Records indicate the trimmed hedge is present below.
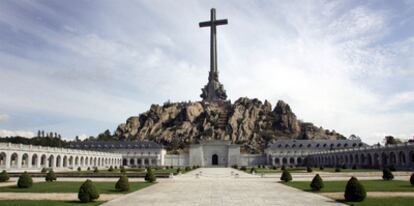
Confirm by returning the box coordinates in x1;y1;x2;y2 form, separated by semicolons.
145;168;156;183
306;167;313;173
78;179;100;203
45;170;57;182
0;170;9;182
115;176;130;192
410;173;414;186
310;174;324;191
344;176;366;202
17;172;33;188
280;170;292;182
382;168;394;180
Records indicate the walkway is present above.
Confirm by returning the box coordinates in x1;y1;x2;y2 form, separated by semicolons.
102;167;346;206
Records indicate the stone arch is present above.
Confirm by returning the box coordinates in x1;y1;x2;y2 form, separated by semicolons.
349;154;353;165
21;153;29;168
297;157;303;165
289;157;295;164
11;153;18;168
390;152;396;165
56;155;61;167
130;159;135;165
63;156;68;167
0;152;6;167
40;154;47;167
80;156;84;166
48;155;55;167
360;154;366;166
69;156;73;166
123;158;127;166
373;153;379;168
398;151;406;166
409;151;414;164
31;154;38;167
75;156;79;166
354;154;359;165
282;157;287;164
85;157;89;166
381;152;388;167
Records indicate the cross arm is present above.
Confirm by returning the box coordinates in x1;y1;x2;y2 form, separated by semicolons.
199;19;228;27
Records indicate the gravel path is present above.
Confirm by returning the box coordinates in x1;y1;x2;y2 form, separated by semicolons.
0;193;121;201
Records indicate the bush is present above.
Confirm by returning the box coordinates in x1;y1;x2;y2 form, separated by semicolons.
115;176;130;192
185;166;191;172
78;179;100;203
280;170;292;182
344;176;366;202
120;166;126;173
410;173;414;186
250;167;257;174
382;168;394;180
108;166;114;172
17;172;33;188
87;167;91;171
192;165;197;170
281;165;286;171
342;165;347;169
310;174;324;191
114;166;118;170
176;167;181;174
0;170;9;182
272;166;277;170
41;168;48;173
145;168;156;183
335;168;341;172
45;170;57;182
240;166;247;171
319;166;324;171
307;166;313;173
77;167;81;172
231;164;239;169
352;165;357;170
388;165;396;171
93;167;99;173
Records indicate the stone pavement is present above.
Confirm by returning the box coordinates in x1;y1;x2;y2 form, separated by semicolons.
102;167;346;206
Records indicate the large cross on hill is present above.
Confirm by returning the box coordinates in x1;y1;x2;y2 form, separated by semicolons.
199;8;228;74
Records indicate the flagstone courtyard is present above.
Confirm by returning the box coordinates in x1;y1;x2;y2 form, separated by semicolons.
102;168;346;206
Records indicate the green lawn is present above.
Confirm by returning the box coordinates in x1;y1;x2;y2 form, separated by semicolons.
0;200;102;206
341;197;414;206
0;181;154;194
318;168;380;173
286;180;414;192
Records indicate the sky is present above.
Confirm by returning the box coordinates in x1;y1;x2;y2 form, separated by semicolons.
0;0;413;144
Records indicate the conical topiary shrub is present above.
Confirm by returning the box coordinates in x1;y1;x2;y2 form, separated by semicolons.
145;168;156;183
108;166;114;172
0;170;9;182
115;175;130;192
93;167;99;173
120;166;126;173
281;165;286;171
310;174;324;191
280;170;292;182
250;167;257;174
78;179;100;203
410;173;414;186
344;176;366;202
307;166;313;173
17;172;33;188
382;168;394;180
45;170;57;182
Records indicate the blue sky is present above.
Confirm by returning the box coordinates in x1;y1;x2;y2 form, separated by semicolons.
0;0;413;144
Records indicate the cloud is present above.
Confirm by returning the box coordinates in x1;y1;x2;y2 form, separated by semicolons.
0;1;413;144
0;114;9;123
0;129;34;138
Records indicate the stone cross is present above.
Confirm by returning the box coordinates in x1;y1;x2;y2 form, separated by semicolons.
199;8;228;74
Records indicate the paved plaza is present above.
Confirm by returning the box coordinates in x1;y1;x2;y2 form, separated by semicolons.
103;168;346;206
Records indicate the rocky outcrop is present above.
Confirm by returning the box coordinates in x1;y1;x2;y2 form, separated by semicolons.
114;98;345;153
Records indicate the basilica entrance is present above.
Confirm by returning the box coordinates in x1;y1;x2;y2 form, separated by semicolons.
212;154;218;165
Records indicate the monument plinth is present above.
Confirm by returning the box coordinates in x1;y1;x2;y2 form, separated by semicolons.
199;8;228;102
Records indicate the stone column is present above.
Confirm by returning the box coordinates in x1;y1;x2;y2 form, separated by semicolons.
5;153;10;169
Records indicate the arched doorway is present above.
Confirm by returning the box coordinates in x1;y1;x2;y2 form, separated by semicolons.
212;154;218;165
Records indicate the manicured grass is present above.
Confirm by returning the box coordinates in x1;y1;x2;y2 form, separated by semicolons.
341;197;414;206
243;167;307;173
0;181;154;193
0;200;102;206
286;180;414;192
318;168;380;173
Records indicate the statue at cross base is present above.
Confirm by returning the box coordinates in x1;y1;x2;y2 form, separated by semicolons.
199;8;228;102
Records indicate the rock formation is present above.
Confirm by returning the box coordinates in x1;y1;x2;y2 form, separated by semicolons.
115;98;345;153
